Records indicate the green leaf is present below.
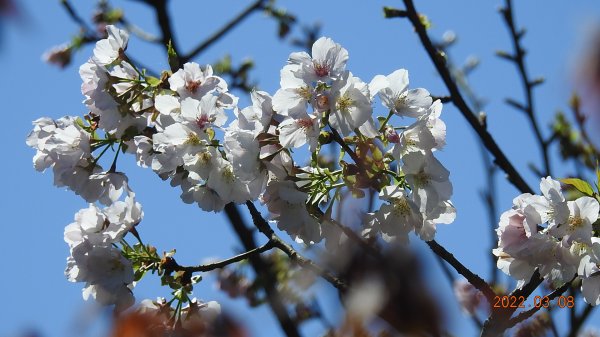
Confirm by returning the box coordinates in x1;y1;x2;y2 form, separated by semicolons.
167;40;179;72
596;161;600;193
560;178;594;196
146;75;161;87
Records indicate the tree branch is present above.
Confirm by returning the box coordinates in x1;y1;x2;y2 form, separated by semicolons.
426;240;496;304
223;203;302;337
507;279;573;328
398;0;534;195
179;241;275;273
146;0;181;70
60;0;93;34
499;0;551;176
245;201;348;291
567;303;596;337
181;0;267;64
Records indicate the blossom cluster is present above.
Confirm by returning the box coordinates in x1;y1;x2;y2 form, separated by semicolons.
28;25;456;310
494;177;600;305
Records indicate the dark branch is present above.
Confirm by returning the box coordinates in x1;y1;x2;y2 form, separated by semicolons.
426;240;496;304
399;0;534;195
181;0;266;64
223;203;302;337
507;279;573;328
499;0;551;176
245;201;348;291
147;0;181;70
60;0;93;34
567;303;596;337
180;241;275;273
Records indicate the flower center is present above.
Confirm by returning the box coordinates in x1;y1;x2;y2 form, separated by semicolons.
185;133;201;145
394;92;408;110
185;80;202;93
414;171;430;188
296;118;314;129
336;94;354;112
296;86;312;101
392;198;411;217
313;62;330;77
198;150;212;164
196;114;211;130
568;216;584;228
222;166;235;183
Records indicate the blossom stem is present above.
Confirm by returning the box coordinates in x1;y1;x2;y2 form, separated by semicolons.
378;110;394;133
108;142;122;173
91;142;112;166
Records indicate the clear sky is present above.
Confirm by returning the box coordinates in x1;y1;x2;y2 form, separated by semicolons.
2;1;600;336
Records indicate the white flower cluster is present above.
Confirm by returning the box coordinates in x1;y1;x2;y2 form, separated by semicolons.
27;26;145;309
29;25;457;308
494;177;600;305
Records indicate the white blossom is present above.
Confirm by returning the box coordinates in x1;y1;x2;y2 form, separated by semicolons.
369;69;432;118
93;25;128;66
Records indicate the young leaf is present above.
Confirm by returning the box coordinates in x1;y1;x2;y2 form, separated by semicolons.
560;178;594;196
167;40;179;72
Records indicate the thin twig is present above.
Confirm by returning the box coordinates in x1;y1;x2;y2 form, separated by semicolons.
499;0;551;176
60;0;94;34
180;241;275;273
434;255;483;329
426;240;496;304
223;203;302;337
399;0;534;195
181;0;267;63
245;201;347;291
507;279;573;328
146;0;181;70
567;304;596;337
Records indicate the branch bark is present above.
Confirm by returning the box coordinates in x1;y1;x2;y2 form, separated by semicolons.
224;203;302;337
399;0;534;195
499;0;551;176
181;0;266;64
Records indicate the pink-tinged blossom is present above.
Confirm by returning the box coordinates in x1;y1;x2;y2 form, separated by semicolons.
179;96;227;133
206;157;251;204
402;151;452;214
278;115;320;152
42;43;72;68
578;238;600;305
152;122;208;175
64;194;142;247
180;180;226;213
453;279;483;316
288;37;349;83
224;129;268;199
169;63;227;99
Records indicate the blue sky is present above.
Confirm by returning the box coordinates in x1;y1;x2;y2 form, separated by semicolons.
2;0;600;336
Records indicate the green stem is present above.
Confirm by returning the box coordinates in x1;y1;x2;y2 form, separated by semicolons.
378;110;395;132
